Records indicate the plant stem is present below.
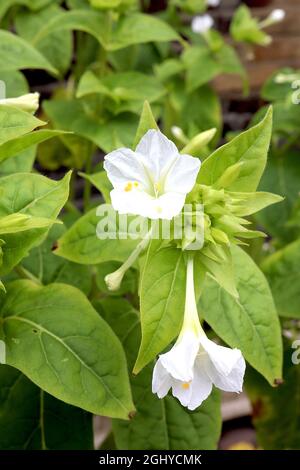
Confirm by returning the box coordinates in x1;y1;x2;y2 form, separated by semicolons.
14;265;42;285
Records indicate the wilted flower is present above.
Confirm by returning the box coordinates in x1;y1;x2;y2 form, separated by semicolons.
104;130;201;220
152;255;246;410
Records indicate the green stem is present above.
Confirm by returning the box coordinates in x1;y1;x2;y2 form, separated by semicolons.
14;265;42;286
83;149;93;212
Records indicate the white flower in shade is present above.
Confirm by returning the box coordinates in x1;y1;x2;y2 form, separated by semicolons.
191;14;214;35
0;92;40;113
207;0;220;7
269;9;285;22
104;130;201;220
152;256;246;410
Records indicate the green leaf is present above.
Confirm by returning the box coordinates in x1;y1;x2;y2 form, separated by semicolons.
134;241;186;374
230;5;271;46
255;148;300;242
0;30;57;74
198;107;273;191
0;105;45;145
54;206;139;265
76;71;165;114
21;224;92;296
79;171;112;203
0;130;68;164
0;1;53;20
0;280;134;419
0;70;28;97
199;245;283;385
15;4;73;76
97;297;222;450
245;341;300;450
107;13;179;51
0;172;70;274
133;101;158;149
34;11;178;51
261;68;300;103
0;365;93;450
43;98;137;152
262;238;300;318
0;147;35;175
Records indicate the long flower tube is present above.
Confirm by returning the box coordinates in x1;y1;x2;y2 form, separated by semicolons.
152;254;246;410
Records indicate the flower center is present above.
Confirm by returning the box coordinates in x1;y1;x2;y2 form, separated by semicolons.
182;382;190;390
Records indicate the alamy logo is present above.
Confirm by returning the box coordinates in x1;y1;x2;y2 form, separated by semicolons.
95;203;205;250
292;339;300;365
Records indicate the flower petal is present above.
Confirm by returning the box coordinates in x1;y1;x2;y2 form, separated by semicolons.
159;330;199;382
187;359;213;410
200;336;246;393
136;130;178;182
152;359;172;399
164;154;201;194
104;148;152;192
171;379;193;407
110;189;185;220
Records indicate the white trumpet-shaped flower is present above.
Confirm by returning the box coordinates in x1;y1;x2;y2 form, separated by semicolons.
152;255;246;410
104;130;201;220
191;14;214;35
0;92;40;113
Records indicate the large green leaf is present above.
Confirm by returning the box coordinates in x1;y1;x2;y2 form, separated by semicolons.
15;4;72;76
0;0;53;20
0;365;93;450
21;224;92;296
0;30;57;74
0;280;134;419
0;172;70;274
183;44;244;93
108;13;179;51
199;245;283;385
262;238;300;318
245;341;300;450
34;11;178;51
255;148;300;242
54;206;139;265
198;107;273;191
43;98;137;152
76;71;165;114
0;147;35;175
0;130;68;164
0;105;44;145
134;241;186;374
97;297;222;450
0;70;28;97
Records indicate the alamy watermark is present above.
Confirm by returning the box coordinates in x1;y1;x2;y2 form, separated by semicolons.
96;203;205;250
292;339;300;365
0;340;6;365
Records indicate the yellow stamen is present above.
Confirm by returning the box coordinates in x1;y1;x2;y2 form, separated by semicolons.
134;182;139;187
182;382;190;390
156;206;162;214
124;182;133;192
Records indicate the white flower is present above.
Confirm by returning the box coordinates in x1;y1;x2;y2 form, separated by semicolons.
104;130;201;220
152;256;246;410
0;92;40;113
207;0;220;7
269;9;285;22
191;14;214;35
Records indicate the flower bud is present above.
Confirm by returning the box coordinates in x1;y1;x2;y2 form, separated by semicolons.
0;92;40;113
